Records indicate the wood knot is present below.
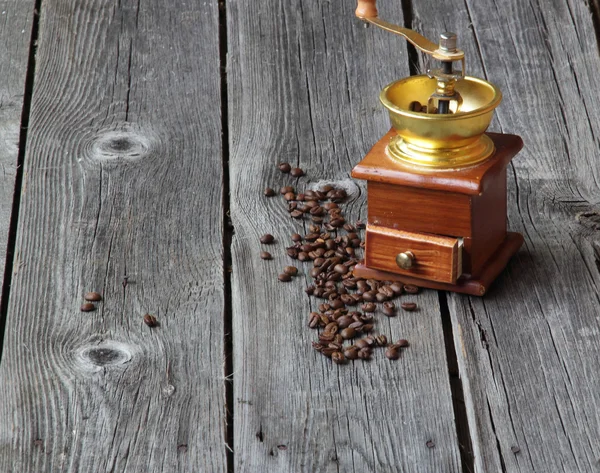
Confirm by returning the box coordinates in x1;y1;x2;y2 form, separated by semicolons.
87;128;153;162
77;341;132;369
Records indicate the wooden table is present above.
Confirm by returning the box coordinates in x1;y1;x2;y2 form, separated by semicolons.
0;0;599;471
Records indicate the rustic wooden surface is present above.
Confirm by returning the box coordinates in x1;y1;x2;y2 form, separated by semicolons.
0;0;599;471
0;0;34;329
228;1;462;472
0;0;226;472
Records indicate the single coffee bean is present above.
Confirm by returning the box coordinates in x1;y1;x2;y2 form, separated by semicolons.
331;351;346;365
355;220;366;229
80;302;96;312
364;336;376;346
287;247;299;259
375;292;388;303
337;315;353;329
340;327;356;340
291;233;302;242
362;291;375;302
344;346;359;360
143;313;158;327
390;282;403;296
360;313;374;323
280;185;294;194
278;273;292;282
284;192;296;201
84;291;102;302
330;299;344;310
260;251;272;260
355;339;369;349
330;217;345;228
383;302;396;317
290;210;304;219
333;264;347;275
324;322;339;334
375;335;388;347
404;284;419;294
401;302;417;312
357;347;372;360
397;339;410;348
319;303;331;312
385;347;400;360
361;302;376;312
264;187;275;197
284;266;298;276
290;167;305;177
296;193;306;201
260;234;274;244
278;162;292;173
308;312;320;328
305;285;315;295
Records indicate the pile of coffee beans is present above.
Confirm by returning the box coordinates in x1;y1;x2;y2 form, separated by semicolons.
261;162;421;364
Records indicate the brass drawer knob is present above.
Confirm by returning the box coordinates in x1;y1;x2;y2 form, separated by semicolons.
396;251;415;270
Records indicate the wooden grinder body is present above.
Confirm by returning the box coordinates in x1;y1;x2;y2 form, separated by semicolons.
352;130;524;296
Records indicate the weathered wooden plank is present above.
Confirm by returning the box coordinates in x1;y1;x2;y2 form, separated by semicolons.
412;0;600;471
0;1;34;318
228;1;462;471
0;1;226;472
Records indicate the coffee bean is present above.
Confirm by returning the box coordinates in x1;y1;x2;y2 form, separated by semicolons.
362;291;375;302
364;336;376;346
296;193;306;201
260;234;274;244
404;284;419;294
401;302;417;311
80;302;96;312
390;283;403;295
360;313;374;323
284;192;296;201
260;251;272;260
278;162;291;173
375;292;388;303
355;339;369;349
379;285;394;298
425;440;435;449
280;185;294;194
264;187;275;197
383;302;396;317
284;266;298;276
290;167;304;177
361;302;376;312
344;346;359;360
330;217;345;228
375;335;388;347
330;299;344;310
84;292;102;302
143;313;158;327
309;313;320;328
361;324;374;333
355;220;366;229
357;348;372;360
340;294;355;305
278;273;292;282
324;322;339;335
287;247;299;259
331;351;346;364
290;210;303;219
385;347;400;360
340;327;356;340
337;315;353;329
333;264;347;275
511;446;520;454
397;339;410;348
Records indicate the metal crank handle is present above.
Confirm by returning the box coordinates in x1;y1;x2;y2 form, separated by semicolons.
355;0;465;64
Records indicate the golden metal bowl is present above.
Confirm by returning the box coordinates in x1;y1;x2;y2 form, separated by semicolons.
380;75;502;168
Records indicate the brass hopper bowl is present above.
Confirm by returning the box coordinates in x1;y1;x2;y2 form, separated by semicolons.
381;76;502;168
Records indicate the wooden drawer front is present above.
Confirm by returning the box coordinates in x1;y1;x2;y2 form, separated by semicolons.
365;225;461;283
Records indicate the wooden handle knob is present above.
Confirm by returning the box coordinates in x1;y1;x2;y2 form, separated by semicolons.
356;0;378;18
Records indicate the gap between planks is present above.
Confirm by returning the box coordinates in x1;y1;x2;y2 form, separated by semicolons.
219;1;235;473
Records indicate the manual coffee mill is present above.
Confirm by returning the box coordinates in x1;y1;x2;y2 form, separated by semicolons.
351;0;523;295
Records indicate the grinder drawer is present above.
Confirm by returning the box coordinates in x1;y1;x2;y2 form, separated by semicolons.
365;225;462;284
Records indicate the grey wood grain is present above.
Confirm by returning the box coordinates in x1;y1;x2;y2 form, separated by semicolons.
411;0;600;471
0;1;34;313
228;1;462;471
0;1;226;471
